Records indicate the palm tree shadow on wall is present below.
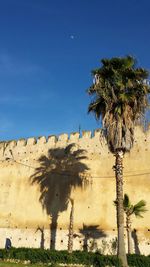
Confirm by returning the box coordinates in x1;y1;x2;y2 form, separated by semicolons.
79;224;107;251
131;229;141;254
35;226;45;249
30;144;89;250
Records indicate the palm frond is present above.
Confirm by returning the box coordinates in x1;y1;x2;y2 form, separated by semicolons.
133;200;147;218
123;194;130;209
87;55;150;153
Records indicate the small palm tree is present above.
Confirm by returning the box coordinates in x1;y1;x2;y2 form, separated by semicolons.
87;56;150;267
123;194;147;254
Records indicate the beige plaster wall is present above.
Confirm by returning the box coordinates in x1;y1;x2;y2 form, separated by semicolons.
0;127;149;254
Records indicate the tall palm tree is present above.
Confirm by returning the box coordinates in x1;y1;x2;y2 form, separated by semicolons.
123;194;147;254
87;56;150;267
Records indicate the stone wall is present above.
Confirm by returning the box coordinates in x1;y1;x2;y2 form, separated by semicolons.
0;127;149;254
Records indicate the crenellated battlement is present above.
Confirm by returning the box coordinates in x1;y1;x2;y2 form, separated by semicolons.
1;126;149;146
0;126;149;162
0;129;101;150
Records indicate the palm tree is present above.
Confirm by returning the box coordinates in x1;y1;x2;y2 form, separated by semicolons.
87;56;150;267
123;194;147;254
68;198;74;253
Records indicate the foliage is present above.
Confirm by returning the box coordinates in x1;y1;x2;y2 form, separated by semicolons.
88;55;150;153
0;262;38;267
87;55;150;266
0;248;121;265
123;194;147;218
0;248;150;266
127;254;150;267
114;194;147;219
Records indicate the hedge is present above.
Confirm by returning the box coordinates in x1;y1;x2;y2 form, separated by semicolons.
127;254;150;267
0;248;121;266
0;248;149;266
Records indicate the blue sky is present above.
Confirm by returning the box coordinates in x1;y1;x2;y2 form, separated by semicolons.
0;0;150;140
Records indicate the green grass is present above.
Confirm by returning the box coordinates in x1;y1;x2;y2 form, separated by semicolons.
0;262;82;267
0;263;72;267
0;262;50;267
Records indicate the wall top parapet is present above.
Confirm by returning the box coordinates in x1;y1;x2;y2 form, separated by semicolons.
0;129;103;148
0;126;148;153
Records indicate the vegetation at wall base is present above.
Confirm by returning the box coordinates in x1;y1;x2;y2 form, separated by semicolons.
0;248;120;266
0;248;149;266
127;254;150;267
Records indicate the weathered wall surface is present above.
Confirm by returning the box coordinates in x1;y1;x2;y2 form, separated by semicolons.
0;127;149;254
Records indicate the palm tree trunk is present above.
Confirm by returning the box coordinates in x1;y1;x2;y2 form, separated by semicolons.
126;216;133;254
115;150;128;267
68;199;74;253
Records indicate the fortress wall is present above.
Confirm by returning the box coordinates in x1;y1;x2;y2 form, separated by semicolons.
0;127;149;253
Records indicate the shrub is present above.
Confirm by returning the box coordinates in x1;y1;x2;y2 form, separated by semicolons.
0;248;150;266
127;254;150;267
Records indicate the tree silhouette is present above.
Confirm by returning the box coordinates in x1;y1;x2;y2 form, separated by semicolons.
131;229;140;255
31;143;89;250
79;224;106;251
35;226;45;249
